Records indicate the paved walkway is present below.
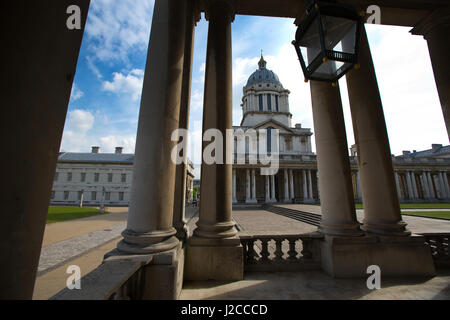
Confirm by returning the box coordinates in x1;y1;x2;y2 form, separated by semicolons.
181;270;450;300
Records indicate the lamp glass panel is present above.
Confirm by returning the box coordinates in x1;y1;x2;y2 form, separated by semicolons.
298;16;322;67
322;15;356;53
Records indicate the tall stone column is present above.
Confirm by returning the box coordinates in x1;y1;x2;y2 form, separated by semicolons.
443;171;450;197
310;81;362;236
411;8;450;140
271;175;276;202
438;172;447;199
344;25;409;235
118;0;187;254
245;169;251;202
411;172;419;199
427;172;436;199
302;169;308;201
232;169;237;203
1;0;90;299
265;175;270;202
421;172;430;199
173;0;198;240
308;170;313;201
394;171;403;200
186;0;243;281
251;169;257;202
289;169;295;200
284;169;289;201
405;171;414;199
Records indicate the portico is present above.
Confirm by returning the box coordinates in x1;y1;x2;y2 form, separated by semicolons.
4;0;450;300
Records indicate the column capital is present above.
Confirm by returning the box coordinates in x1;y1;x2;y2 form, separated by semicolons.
410;7;450;39
204;0;235;23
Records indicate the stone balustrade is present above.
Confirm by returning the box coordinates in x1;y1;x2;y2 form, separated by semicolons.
420;233;450;268
240;233;323;272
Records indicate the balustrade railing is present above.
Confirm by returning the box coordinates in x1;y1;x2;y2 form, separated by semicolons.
240;233;322;272
421;233;450;268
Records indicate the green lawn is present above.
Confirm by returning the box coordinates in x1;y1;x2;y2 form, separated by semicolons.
401;211;450;220
354;203;450;209
47;206;109;224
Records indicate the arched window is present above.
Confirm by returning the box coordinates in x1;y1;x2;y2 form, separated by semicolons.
259;94;263;111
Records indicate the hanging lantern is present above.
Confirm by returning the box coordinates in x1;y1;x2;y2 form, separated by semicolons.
292;0;362;83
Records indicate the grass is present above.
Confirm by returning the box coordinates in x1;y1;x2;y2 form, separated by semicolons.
47;206;109;224
401;211;450;220
354;203;450;209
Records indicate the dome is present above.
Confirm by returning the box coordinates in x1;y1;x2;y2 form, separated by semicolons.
245;56;283;88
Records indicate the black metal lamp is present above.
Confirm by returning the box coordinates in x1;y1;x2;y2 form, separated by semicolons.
292;0;362;83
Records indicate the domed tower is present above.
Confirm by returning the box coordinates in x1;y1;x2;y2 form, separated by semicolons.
240;55;292;127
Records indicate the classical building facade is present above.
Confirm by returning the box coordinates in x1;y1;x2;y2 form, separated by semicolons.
232;57;450;204
50;147;195;207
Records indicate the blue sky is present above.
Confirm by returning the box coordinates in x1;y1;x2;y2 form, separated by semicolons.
62;0;448;178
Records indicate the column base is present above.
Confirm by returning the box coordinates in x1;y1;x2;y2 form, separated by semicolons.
265;198;277;203
320;234;436;278
104;242;185;300
245;199;258;204
232;198;237;204
118;228;179;254
318;221;364;237
185;236;244;281
361;220;411;237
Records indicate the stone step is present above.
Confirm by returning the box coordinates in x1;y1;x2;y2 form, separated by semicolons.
265;206;322;226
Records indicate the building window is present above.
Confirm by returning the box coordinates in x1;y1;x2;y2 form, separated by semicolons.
121;174;127;183
64;191;69;200
81;173;86;182
259;94;263;111
108;173;113;183
119;192;124;201
267;94;272;111
91;191;97;201
267;127;273;153
275;95;279;111
105;192;111;201
67;172;72;182
51;191;55;199
94;173;99;182
285;137;292;151
54;172;59;182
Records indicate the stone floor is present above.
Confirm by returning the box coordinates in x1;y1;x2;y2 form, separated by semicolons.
33;204;450;300
181;270;450;300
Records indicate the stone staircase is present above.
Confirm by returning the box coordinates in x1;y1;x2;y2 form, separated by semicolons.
264;205;322;227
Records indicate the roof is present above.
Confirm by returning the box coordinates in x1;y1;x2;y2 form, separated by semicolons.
58;152;135;164
396;145;450;159
245;56;282;87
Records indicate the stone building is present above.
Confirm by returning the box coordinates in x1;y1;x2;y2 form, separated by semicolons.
50;146;195;206
233;57;450;204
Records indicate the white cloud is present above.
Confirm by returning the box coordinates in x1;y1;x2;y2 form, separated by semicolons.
102;69;144;101
70;84;84;101
60;110;95;152
85;0;154;63
99;135;136;153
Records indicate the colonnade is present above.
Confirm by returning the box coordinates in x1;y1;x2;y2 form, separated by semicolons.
395;170;450;201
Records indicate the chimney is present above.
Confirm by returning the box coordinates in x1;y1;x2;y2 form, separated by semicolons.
432;144;442;151
92;146;100;154
402;150;411;155
115;147;123;154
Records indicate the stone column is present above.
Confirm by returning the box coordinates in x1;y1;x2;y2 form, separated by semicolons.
310;81;362;236
308;169;313;201
411;171;419;199
344;25;409;235
232;169;237;203
251;169;257;202
443;171;450;198
420;173;430;199
192;0;236;240
316;170;321;200
427;172;436;199
118;0;188;254
405;172;414;200
186;0;242;282
289;169;295;200
438;172;447;199
1;0;90;299
302;169;308;201
173;0;198;240
284;169;289;201
271;175;276;202
245;169;252;203
265;175;270;203
394;171;403;200
411;8;450;139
